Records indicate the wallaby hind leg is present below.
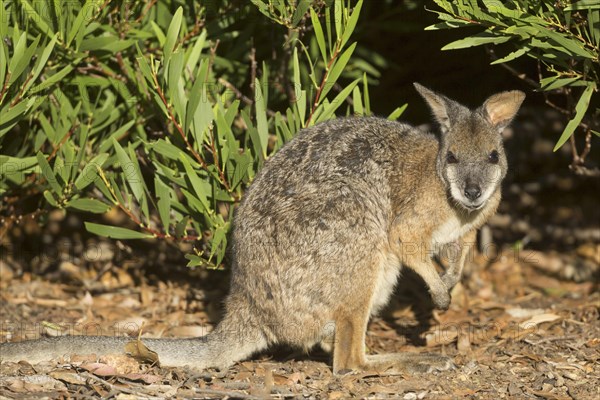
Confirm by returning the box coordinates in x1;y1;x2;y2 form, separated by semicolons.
365;353;455;375
331;310;455;375
332;312;368;374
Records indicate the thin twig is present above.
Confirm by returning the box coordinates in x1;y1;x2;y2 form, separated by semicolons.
579;129;593;161
305;43;343;126
207;127;232;193
135;0;157;23
9;72;34;107
250;39;257;94
0;72;12;105
207;39;220;81
48;123;80;162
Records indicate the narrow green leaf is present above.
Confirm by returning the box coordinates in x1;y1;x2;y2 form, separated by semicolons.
310;8;328;64
85;222;153;239
74;153;109;191
79;37;135;52
136;49;154;84
241;109;264;162
99;120;135;153
261;62;269;106
320;42;356;100
292;47;302;101
554;83;595;151
254;77;269;157
18;0;54;36
297;89;307;127
168;50;186;122
43;190;58;207
340;0;362;49
442;34;511;50
112;138;144;203
191;84;213;144
210;225;228;266
0;36;6;89
388;104;408;120
175;216;189;238
325;6;333;52
541;77;580;91
0;156;38;181
565;1;600;11
215;106;232;166
164;7;183;61
30;64;75;93
155;176;171;233
0;100;31;131
334;0;343;42
8;33;40;84
179;153;211;212
66;198;112;214
185;30;207;75
292;0;311;27
36;152;62;194
150;21;166;46
545;30;595;59
66;0;92;48
316;78;360;123
352;86;363;115
490;48;527;64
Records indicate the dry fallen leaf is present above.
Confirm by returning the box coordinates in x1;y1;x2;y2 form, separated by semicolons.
519;313;561;329
122;373;162;384
457;331;472;354
100;354;143;374
80;362;118;377
49;370;88;385
124;339;160;366
425;327;458;347
506;307;545;319
328;391;347;399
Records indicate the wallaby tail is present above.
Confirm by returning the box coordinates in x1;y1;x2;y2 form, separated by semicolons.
0;313;267;370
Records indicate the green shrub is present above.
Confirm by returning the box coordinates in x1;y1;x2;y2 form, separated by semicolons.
0;0;405;268
429;0;599;175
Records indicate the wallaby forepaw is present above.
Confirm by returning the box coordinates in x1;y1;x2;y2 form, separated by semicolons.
441;272;460;290
431;290;451;310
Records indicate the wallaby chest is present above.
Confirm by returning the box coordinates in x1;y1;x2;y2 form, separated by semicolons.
430;216;472;246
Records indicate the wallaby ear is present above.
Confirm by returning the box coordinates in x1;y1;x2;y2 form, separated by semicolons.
481;90;525;132
414;83;456;133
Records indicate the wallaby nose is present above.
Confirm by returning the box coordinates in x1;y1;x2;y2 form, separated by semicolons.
464;185;481;201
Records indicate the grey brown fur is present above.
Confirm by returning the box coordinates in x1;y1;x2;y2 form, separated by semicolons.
0;84;525;374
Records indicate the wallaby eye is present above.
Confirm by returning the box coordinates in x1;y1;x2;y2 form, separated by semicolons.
488;150;499;164
446;151;458;164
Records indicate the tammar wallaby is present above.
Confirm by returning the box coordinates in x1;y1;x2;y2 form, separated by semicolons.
1;84;524;374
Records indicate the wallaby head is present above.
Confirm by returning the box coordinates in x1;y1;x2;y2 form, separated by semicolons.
414;83;525;211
